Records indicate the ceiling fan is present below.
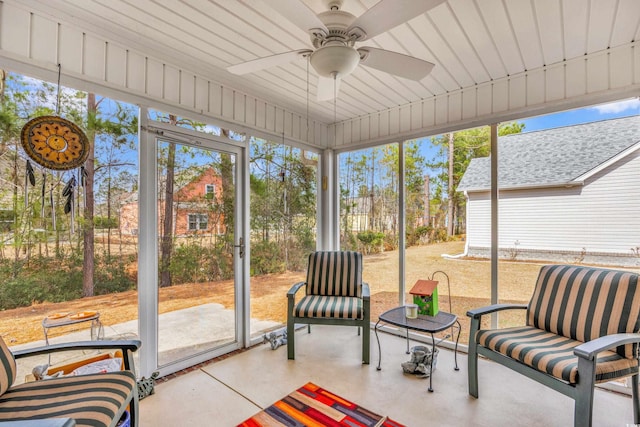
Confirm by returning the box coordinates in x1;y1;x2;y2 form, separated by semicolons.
227;0;444;101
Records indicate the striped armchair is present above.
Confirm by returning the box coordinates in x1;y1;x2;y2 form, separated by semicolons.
0;337;140;427
467;264;640;427
287;251;370;364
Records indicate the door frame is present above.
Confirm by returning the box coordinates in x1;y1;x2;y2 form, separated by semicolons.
138;110;250;378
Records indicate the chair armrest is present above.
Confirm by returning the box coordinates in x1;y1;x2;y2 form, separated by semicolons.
14;340;141;372
466;304;527;319
361;282;370;300
13;340;141;359
574;333;640;360
287;282;306;299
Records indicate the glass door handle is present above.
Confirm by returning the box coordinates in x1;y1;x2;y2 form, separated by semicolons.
233;237;245;258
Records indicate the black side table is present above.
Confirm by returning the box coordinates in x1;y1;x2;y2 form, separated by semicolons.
375;306;461;392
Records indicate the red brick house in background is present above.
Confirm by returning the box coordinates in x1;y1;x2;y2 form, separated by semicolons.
119;167;225;236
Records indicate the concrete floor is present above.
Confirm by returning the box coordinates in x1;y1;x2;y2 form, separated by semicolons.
140;325;635;427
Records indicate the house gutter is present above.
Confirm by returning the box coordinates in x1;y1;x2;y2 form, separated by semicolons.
460;180;584;193
442;251;467;259
441;191;470;260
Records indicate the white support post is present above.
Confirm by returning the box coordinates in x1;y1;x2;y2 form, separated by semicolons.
398;142;406;306
319;149;335;250
490;123;499;329
137;106;159;377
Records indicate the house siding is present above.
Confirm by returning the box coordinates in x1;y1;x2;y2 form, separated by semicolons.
465;151;640;266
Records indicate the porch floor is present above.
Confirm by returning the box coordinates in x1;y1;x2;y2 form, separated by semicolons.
140;325;634;426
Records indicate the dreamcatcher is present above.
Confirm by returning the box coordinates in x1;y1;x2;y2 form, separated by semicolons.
20;65;89;233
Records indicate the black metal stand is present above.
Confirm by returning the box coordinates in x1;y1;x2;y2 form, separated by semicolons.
375;307;461;392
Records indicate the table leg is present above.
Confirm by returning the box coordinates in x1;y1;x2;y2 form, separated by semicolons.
43;326;50;364
454;320;461;371
428;332;435;392
90;319;103;340
405;328;410;354
375;319;382;371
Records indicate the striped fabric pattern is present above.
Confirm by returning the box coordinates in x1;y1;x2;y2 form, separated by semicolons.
294;295;362;320
527;265;640;359
0;338;16;396
0;370;136;427
306;251;363;297
476;326;639;384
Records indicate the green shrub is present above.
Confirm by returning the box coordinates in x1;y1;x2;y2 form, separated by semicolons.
357;231;385;254
94;253;136;294
169;239;232;284
0;255;83;309
0;251;135;309
250;240;285;275
94;216;118;229
383;233;398;251
340;232;359;251
430;227;449;243
406;225;431;246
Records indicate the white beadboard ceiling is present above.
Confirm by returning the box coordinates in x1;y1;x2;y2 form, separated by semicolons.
20;0;640;125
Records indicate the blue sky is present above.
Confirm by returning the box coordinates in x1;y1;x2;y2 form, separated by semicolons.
521;98;640;132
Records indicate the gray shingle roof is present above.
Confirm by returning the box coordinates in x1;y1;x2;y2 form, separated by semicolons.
457;115;640;192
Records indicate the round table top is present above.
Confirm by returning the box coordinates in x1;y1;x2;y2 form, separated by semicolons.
378;306;457;333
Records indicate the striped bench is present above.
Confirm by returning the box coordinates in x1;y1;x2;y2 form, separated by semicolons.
287;251;370;364
0;337;140;427
467;264;640;427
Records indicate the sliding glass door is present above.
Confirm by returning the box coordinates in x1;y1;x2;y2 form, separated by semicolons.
153;132;244;369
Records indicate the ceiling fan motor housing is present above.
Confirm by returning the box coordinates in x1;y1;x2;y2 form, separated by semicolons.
310;43;360;78
310;8;362;78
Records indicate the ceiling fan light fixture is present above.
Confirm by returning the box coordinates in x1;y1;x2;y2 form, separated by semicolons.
310;44;360;78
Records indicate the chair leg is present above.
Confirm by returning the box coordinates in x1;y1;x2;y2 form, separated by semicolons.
307;324;311;333
468;317;480;398
468;343;478;398
287;299;295;360
129;391;139;427
362;321;370;365
632;373;639;424
287;318;295;360
574;358;595;427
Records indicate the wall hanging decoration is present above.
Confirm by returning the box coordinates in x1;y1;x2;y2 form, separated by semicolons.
20;115;89;171
19;64;89;232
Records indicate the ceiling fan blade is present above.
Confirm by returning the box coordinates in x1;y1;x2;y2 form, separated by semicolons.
358;47;434;80
348;0;446;41
317;75;342;102
227;49;312;75
267;0;328;35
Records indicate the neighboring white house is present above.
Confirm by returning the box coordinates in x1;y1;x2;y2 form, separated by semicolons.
458;115;640;267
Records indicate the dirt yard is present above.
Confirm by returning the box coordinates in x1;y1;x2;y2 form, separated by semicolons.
3;241;632;347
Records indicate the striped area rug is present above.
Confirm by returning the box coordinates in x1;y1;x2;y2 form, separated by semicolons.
238;382;405;427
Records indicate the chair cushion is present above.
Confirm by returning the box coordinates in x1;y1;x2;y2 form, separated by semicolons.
0;370;136;427
527;265;640;359
476;326;639;384
306;251;362;297
294;295;362;320
0;337;16;395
